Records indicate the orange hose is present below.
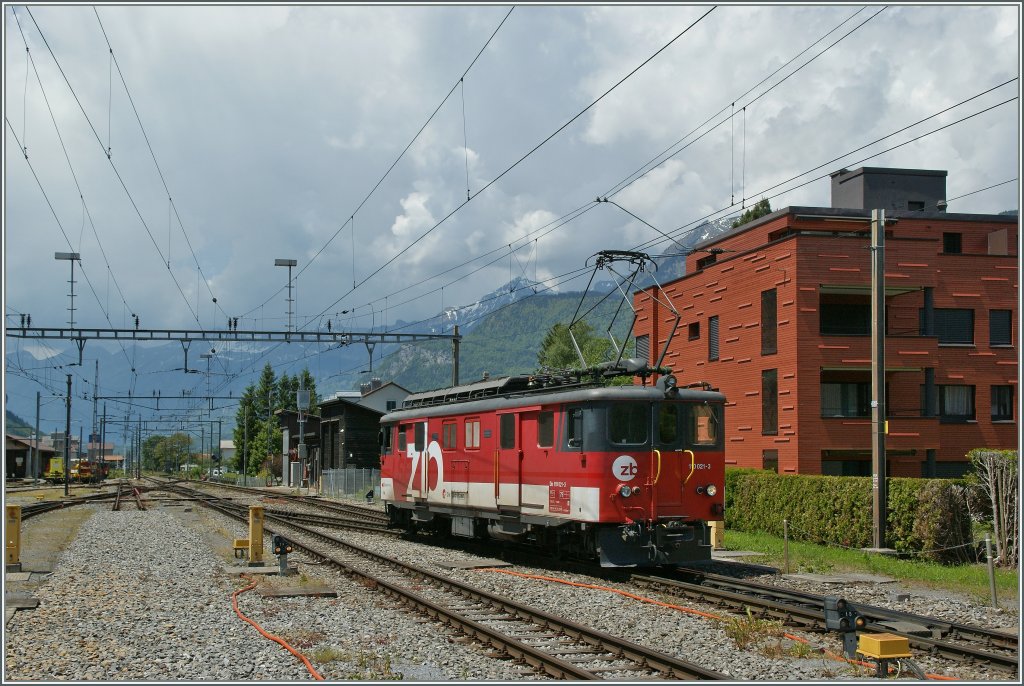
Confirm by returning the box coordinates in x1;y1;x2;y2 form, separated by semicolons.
477;568;959;680
231;574;325;681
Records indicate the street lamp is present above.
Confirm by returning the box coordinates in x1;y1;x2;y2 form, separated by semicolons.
274;258;298;333
54;252;81;329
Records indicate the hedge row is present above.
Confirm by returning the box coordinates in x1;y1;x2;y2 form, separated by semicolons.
724;469;974;563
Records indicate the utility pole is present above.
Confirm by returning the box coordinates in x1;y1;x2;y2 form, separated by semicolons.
33;391;41;485
64;374;72;496
268;387;274;485
297;377;309;491
136;415;142;480
243;404;248;486
452;325;460;386
100;403;107;476
91;360;99;462
871;208;887;550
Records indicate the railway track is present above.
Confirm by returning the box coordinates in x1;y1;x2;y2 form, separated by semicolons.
634;569;1019;675
112;480;147;511
18;490;117;520
153;480;726;680
188;479;389;524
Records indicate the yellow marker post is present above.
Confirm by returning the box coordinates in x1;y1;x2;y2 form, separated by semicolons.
6;505;22;572
248;505;264;565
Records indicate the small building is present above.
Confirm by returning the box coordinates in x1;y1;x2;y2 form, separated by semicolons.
357;379;411;414
318;396;384;471
5;434;56;479
219;439;236;465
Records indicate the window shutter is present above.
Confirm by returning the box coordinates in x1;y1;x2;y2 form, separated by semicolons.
708;316;719;361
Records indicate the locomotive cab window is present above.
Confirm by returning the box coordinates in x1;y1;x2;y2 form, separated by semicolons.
499;414;516;449
380;425;393;454
609;404;648;445
566;407;584;449
658;404;679;445
414;423;426;451
397;426;407;452
689;404;721;447
537;411;554;448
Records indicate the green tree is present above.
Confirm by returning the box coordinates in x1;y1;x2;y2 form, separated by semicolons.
537;321;615;370
141;434;166;471
231;363;319;477
731;197;772;228
155;433;191;472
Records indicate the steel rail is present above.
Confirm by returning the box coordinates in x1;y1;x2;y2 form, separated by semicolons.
634;572;1018;674
153;479;725;680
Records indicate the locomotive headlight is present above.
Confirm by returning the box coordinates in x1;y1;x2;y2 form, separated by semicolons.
705;484;718;497
618;484;632;498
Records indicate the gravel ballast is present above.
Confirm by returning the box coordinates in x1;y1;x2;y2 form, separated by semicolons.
3;494;1019;682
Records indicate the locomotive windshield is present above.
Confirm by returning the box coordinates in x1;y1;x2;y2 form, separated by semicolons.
609;404;648;445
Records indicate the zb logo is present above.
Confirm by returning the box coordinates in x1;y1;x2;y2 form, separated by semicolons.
612;455;639;481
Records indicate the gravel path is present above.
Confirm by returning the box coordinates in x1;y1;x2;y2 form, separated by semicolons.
4;491;1019;682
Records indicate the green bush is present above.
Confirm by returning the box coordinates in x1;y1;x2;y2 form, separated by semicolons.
725;469;974;563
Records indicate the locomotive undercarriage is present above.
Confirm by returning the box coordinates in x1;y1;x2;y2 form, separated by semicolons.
385;502;711;567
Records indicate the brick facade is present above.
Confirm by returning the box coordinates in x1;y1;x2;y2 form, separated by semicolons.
634;206;1018;477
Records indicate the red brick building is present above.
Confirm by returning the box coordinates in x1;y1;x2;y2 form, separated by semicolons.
634;168;1018;477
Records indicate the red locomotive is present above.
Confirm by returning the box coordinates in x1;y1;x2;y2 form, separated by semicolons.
379;366;725;567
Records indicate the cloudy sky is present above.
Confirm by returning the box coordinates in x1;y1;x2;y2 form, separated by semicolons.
4;3;1021;398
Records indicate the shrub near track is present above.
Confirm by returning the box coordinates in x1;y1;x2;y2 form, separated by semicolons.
724;469;973;563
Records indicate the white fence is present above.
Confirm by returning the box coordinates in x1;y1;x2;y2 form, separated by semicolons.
321;468;380;499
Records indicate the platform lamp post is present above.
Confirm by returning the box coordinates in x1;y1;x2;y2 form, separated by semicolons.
274;258;298;335
54;252;81;329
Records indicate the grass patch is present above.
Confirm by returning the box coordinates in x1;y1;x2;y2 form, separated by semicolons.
723;607;786;654
724;529;1018;602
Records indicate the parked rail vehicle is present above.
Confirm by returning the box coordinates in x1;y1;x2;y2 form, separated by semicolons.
44;457;65;484
380;364;725;567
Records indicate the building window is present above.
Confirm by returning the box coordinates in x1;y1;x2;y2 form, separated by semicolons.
762;369;778;435
990;310;1012;346
943;232;962;254
538;411;554;447
635;334;650;362
762;450;779;473
908;200;925;211
386;400;397;412
696;253;717;269
708;316;719;361
761;288;777;355
933;308;974;344
820;293;870;335
442;421;457;450
464;418;480;449
821;381;870;417
499;414;516;449
938;385;975;422
688;322;700;340
992;386;1014;421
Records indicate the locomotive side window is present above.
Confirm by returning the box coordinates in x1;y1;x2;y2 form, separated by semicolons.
414;423;426;451
658;405;679;444
442;421;457;450
537;411;554;448
380;424;393;454
397;426;407;452
499;414;516;449
689;404;721;446
609;404;648;445
465;418;481;449
566;407;584;449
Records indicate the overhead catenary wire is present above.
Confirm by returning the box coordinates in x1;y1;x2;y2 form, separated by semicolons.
240;5;517;320
25;7;204;330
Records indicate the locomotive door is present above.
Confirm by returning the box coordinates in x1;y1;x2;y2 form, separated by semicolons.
654;403;685;509
496;411;521;507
